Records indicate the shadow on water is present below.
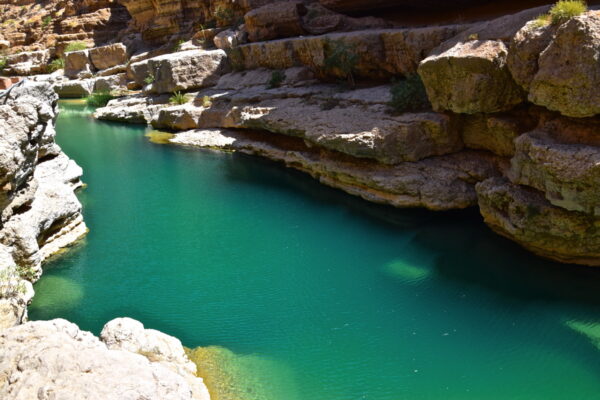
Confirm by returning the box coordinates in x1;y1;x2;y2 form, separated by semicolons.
220;151;600;307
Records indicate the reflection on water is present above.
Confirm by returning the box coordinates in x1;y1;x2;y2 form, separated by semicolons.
566;320;600;351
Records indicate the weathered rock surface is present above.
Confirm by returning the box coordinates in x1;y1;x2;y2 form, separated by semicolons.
53;79;95;98
509;131;600;216
477;178;600;266
64;50;94;79
89;43;129;71
95;93;171;123
130;50;229;94
245;1;307;42
418;40;525;114
6;50;51;75
528;13;600;118
0;318;210;400
232;26;464;79
94;73;128;93
0;81;86;328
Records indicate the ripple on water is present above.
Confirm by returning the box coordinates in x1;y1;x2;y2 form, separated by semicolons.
185;346;299;400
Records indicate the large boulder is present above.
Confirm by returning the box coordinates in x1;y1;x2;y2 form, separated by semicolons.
244;1;306;42
477;177;600;266
94;73;127;93
89;43;129;71
509;131;600;216
64;50;94;79
53;79;95;98
0;319;210;400
418;40;525;114
527;13;600;118
130;50;229;94
6;50;51;75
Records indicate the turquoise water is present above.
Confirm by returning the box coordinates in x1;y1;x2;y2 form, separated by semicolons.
30;101;600;399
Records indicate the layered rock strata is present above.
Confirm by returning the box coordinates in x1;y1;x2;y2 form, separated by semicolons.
0;81;87;329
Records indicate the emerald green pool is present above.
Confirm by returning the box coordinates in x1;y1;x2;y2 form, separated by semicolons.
30;101;600;399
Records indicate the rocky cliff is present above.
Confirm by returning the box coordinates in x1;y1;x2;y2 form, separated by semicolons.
88;3;600;267
0;81;87;329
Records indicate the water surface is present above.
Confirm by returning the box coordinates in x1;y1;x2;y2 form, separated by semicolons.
31;101;600;399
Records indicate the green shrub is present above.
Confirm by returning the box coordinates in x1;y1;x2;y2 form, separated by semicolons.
0;57;7;73
549;0;587;23
42;16;52;27
267;70;285;89
169;91;190;105
532;13;552;28
47;58;64;72
86;91;114;107
144;73;155;85
173;39;186;52
323;39;359;88
389;74;430;113
64;41;88;52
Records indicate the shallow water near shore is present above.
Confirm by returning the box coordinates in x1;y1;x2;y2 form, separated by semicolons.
30;101;600;399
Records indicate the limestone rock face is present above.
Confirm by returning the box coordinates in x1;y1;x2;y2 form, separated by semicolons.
477;178;600;266
94;73;128;93
131;50;229;94
94;93;171;124
6;50;51;75
0;81;86;328
528;13;600;118
418;40;525;114
244;1;306;42
233;26;463;80
53;79;95;98
507;21;557;91
64;50;94;79
89;43;129;71
0;319;210;400
509;131;600;216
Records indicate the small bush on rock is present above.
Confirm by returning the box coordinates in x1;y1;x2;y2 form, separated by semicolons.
267;70;285;89
202;95;212;107
0;57;7;73
170;91;190;105
324;39;359;89
47;58;65;72
86;91;114;107
65;41;88;52
144;74;155;85
535;1;587;26
389;74;431;113
42;16;52;27
173;39;186;52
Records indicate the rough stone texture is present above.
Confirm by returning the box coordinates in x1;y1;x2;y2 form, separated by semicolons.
0;81;86;328
166;128;504;210
148;82;463;164
94;93;171;124
53;79;95;98
460;110;537;157
232;26;464;80
528;13;600;118
94;73;128;93
130;50;229;94
0;318;210;400
477;177;600;266
509;131;600;216
418;40;525;114
507;21;557;91
213;29;243;50
244;1;306;42
89;43;129;71
64;50;94;79
6;50;51;75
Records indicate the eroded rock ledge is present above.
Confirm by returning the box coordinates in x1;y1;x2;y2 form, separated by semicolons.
90;6;600;266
